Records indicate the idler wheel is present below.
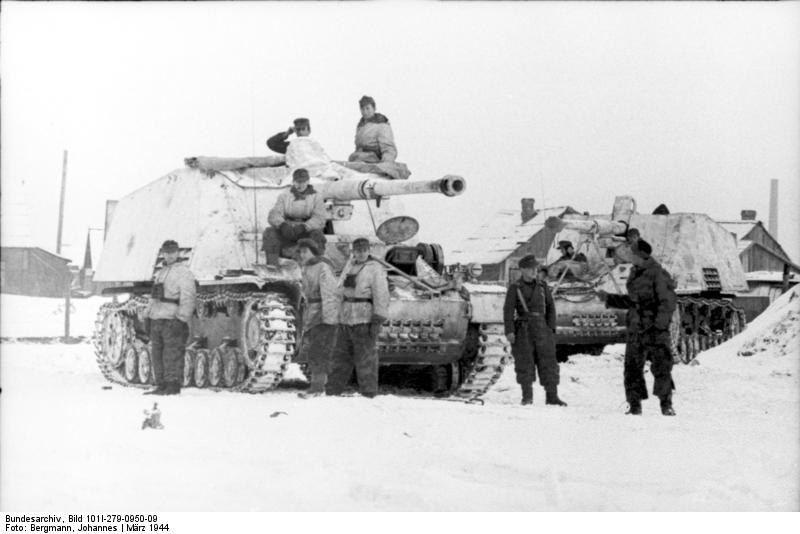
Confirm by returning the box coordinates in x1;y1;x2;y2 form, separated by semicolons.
194;349;209;388
123;344;138;383
137;343;153;384
183;349;196;388
208;347;224;387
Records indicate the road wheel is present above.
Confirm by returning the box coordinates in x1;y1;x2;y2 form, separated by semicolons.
123;344;139;383
137;343;153;384
222;347;241;387
183;349;195;387
194;349;209;388
208;348;224;387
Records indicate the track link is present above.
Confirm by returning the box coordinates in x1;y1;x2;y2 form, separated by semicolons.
93;291;296;393
454;323;510;400
670;296;747;363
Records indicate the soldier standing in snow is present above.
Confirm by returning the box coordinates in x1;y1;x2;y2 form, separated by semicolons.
144;240;196;396
348;95;398;164
266;117;311;155
503;255;567;406
296;238;339;397
262;168;328;267
326;238;389;398
597;239;678;416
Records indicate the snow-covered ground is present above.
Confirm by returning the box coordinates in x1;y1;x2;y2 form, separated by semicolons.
1;290;798;511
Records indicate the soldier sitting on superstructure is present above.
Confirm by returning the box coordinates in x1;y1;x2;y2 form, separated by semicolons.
262;168;327;267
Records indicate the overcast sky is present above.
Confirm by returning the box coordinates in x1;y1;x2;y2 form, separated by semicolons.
2;1;798;264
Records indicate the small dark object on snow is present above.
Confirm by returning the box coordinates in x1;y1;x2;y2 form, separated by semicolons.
142;403;164;430
269;411;288;418
102;385;113;390
403;432;412;438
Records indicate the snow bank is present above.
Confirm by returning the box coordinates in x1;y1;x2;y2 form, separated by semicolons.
0;294;113;339
699;285;799;371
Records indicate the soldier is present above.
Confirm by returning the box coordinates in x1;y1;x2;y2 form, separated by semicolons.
144;240;197;396
597;239;678;416
326;237;389;398
503;255;567;406
348;95;399;164
266;117;311;155
296;238;339;397
262;168;327;267
556;240;587;263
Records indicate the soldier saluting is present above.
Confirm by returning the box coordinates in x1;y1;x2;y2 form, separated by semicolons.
504;255;567;406
144;240;196;396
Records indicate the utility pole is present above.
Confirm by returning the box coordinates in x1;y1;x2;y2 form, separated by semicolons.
56;150;68;254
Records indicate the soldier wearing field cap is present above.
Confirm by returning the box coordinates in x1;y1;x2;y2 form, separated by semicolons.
326;237;389;398
144;240;197;396
296;238;339;397
597;239;678;416
503;254;566;406
266;117;311;155
263;167;328;267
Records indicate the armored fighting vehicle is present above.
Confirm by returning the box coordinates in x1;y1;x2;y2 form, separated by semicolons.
93;159;510;397
544;196;748;362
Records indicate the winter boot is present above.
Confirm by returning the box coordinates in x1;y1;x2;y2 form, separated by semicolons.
626;397;642;415
545;387;567;407
520;383;533;405
660;394;676;416
162;382;181;396
143;384;166;396
266;253;280;268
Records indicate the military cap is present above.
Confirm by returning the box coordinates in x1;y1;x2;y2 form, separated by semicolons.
558;240;573;249
352;237;371;250
160;239;179;252
293;117;310;129
292;168;310;182
518;255;538;269
632;239;653;258
296;237;321;256
359;95;376;108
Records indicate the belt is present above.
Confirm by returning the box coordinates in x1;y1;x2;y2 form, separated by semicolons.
285;217;309;223
158;298;179;304
343;297;373;303
307;297;322;303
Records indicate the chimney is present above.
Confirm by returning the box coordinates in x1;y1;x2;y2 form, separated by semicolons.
521;198;537;224
740;210;756;221
768;179;778;238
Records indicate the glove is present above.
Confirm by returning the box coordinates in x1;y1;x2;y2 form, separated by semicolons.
595;289;608;302
279;222;294;240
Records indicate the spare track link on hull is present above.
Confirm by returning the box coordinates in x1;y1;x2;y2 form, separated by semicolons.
93;291;296;393
670;296;747;364
455;323;510;401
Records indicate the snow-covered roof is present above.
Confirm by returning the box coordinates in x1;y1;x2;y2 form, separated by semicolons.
449;206;574;265
745;270;800;283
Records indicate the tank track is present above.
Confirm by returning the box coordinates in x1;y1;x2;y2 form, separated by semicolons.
454;323;511;401
670;296;746;363
93;291;296;393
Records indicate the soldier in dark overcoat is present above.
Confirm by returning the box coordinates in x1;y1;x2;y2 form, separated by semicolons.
503;255;566;406
598;239;678;415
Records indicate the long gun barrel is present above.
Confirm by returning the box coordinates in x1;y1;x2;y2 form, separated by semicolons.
545;216;628;237
316;175;466;201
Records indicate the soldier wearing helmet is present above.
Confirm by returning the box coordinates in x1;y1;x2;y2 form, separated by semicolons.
503;254;566;406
